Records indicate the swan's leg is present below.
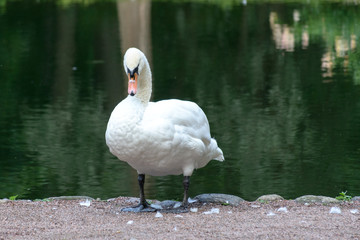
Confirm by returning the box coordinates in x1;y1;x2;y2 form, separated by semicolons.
121;174;155;212
138;174;148;207
182;176;190;207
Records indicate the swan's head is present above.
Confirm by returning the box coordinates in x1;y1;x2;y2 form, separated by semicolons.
123;48;147;96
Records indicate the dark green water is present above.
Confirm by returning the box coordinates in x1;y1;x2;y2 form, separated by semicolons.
1;0;360;201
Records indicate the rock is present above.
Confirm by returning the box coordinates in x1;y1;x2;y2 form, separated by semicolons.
295;195;340;204
256;194;284;202
48;196;95;201
121;205;157;213
150;203;163;210
194;193;244;206
352;196;360;202
0;199;9;204
159;200;181;210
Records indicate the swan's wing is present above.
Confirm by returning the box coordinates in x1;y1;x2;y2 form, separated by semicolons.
142;99;212;144
135;99;222;176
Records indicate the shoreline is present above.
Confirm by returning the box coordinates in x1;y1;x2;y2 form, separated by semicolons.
2;192;359;205
1;194;360;239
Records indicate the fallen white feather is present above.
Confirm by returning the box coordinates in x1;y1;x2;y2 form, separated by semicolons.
277;207;288;213
203;208;219;215
188;197;198;204
79;199;91;207
350;209;359;214
250;204;260;208
227;211;233;214
329;207;341;214
267;211;276;216
127;220;134;225
175;215;183;218
190;208;198;213
150;204;163;210
173;202;182;208
155;212;163;218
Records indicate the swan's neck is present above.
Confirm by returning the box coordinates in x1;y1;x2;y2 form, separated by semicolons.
136;58;152;104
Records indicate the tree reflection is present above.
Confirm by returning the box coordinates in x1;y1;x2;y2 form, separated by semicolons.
0;1;360;200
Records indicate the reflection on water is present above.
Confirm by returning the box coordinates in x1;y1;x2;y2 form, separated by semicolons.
0;1;360;201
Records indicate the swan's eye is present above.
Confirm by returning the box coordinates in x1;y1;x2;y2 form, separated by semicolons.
127;64;140;78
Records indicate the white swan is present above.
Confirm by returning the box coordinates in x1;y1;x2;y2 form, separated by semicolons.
105;48;224;211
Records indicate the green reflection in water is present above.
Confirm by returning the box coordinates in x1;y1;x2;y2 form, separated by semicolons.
0;0;359;201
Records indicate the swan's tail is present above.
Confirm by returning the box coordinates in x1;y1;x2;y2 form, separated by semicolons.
209;138;225;162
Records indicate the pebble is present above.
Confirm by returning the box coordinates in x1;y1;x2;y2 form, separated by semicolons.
127;220;134;225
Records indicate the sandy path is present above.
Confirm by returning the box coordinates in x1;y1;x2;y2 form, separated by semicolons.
1;197;359;239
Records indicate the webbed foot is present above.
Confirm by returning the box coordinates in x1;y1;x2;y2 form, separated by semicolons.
121;202;156;213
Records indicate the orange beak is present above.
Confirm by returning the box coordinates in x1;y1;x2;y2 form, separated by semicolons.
128;73;138;96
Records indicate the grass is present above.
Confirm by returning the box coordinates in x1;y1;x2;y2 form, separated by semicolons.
34;198;51;202
9;195;18;200
335;191;352;201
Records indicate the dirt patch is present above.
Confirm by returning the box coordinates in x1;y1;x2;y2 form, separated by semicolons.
1;197;359;239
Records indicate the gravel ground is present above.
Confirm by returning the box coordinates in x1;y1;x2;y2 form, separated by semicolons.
1;197;360;239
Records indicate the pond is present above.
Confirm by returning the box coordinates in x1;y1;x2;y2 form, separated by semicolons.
1;0;360;201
